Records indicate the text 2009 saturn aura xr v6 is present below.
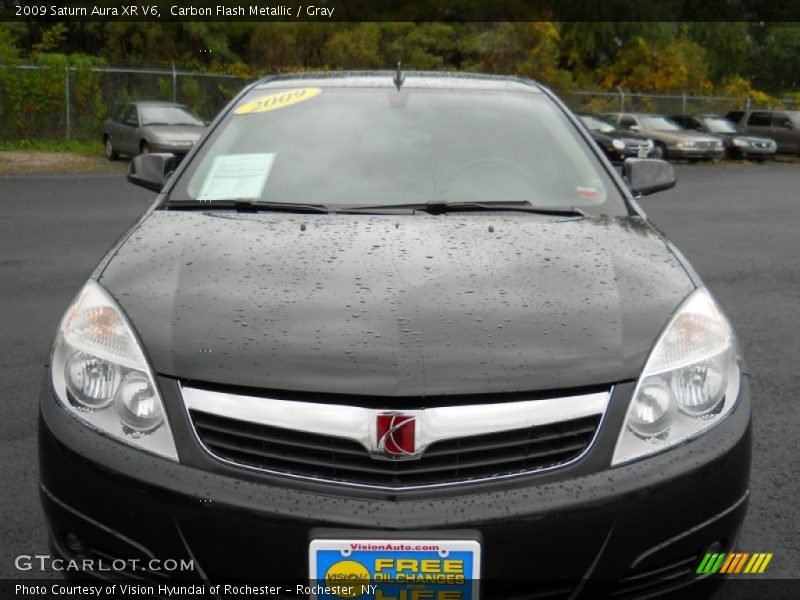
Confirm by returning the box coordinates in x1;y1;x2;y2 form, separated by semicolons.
40;72;750;599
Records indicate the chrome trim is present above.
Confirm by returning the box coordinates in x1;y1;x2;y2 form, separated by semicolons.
181;385;612;490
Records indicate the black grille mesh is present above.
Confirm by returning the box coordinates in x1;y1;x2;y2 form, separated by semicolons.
190;410;600;487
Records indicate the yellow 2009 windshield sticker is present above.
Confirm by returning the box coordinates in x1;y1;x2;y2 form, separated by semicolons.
234;88;321;115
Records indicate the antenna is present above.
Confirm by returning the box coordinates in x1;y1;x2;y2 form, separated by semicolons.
393;61;405;91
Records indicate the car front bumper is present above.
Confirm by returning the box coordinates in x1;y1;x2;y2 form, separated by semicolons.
607;148;653;163
730;145;777;159
39;376;751;598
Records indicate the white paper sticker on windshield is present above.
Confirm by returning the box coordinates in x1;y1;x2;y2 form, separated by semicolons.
197;153;276;201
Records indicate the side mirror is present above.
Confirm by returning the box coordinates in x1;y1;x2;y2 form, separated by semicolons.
780;120;794;129
623;158;676;196
127;153;177;192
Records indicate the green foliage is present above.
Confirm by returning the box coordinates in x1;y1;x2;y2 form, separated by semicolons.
748;24;800;91
246;23;331;71
2;22;797;142
461;23;574;90
32;23;68;53
0;52;106;140
323;23;383;69
0;25;20;63
0;137;104;156
381;23;461;70
600;31;712;93
684;22;751;82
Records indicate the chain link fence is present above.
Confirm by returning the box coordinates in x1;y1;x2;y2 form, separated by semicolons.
0;64;251;141
3;67;800;142
566;89;800;117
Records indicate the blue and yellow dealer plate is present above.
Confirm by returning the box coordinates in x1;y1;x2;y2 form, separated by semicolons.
309;538;480;600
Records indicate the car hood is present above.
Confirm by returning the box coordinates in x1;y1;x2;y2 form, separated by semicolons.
737;135;775;144
142;125;204;141
99;211;694;398
639;129;718;143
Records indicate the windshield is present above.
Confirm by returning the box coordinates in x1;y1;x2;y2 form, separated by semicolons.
637;116;682;131
170;85;624;212
580;115;616;133
702;117;739;133
140;105;203;126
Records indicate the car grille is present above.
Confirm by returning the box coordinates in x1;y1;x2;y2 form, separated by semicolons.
622;139;649;150
753;141;771;149
190;410;601;488
697;141;720;149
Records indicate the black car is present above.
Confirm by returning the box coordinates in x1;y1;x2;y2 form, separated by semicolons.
670;114;776;160
40;72;750;599
578;113;655;162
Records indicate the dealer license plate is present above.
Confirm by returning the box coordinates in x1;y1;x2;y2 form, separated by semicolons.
309;538;480;599
637;148;649;158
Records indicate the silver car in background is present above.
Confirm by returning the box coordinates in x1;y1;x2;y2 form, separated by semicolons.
102;101;206;160
604;112;725;161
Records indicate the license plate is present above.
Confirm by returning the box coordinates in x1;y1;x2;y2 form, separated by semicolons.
637;148;649;158
309;538;480;599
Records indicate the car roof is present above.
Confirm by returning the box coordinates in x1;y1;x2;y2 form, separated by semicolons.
252;71;544;94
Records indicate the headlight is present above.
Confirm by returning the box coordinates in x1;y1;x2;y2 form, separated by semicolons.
612;288;741;466
645;139;654;149
681;140;697;148
732;138;748;148
611;139;626;151
50;280;178;460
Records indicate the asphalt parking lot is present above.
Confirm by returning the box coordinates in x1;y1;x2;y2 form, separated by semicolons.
0;164;798;593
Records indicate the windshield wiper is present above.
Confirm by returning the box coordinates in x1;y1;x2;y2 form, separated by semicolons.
164;200;588;217
339;201;587;217
165;199;330;214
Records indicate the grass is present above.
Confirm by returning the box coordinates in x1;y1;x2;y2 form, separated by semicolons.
0;139;127;173
0;138;104;157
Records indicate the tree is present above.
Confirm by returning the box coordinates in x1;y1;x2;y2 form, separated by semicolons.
747;24;800;90
460;23;574;90
0;24;21;63
600;31;712;92
323;23;382;69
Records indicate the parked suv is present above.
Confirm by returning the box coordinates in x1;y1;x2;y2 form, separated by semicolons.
726;109;800;154
670;114;776;160
604;112;725;161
